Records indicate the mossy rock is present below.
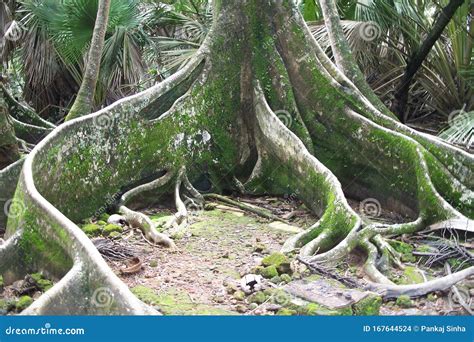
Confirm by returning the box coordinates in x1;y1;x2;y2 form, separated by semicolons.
262;252;288;268
98;213;111;221
16;296;33;311
353;294;382;315
103;224;123;236
233;290;246;301
248;291;267;304
280;274;292;283
109;231;121;239
276;308;297;316
260;265;278;279
269;276;282;284
31;273;53;292
97;220;107;225
396;295;414;308
0;275;3;289
82;223;102;237
149;260;158;268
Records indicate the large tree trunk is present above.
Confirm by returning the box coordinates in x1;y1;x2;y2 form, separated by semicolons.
1;0;472;315
0;91;20;169
65;0;111;121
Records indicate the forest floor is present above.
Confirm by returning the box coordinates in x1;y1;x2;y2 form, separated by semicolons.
0;196;472;315
105;196;472;316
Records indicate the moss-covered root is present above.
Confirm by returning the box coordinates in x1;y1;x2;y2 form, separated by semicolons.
254;86;361;257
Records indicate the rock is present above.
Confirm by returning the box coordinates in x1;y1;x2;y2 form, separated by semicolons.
240;274;263;293
235;304;247;313
280;274;292;283
109;231;121;238
248;303;258;310
261;252;292;275
103;223;123;236
262;252;288;268
396;295;414;308
107;214;127;226
31;273;53;292
259;265;278;279
82;223;102;237
233;290;246;301
16;296;33;311
253;244;266;253
264;303;282;312
270;276;282;284
248;291;266;304
276;308;297;316
268;221;303;233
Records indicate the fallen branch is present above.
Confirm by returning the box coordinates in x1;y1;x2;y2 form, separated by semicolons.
204;193;288;223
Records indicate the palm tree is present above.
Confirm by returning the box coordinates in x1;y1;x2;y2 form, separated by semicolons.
65;0;111;121
17;0;149;118
310;0;473;125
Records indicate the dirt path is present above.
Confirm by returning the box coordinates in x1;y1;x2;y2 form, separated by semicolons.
108;206;298;314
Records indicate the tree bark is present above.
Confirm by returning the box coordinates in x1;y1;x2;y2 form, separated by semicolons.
391;0;466;122
0;89;20;169
1;0;472;315
65;0;111;121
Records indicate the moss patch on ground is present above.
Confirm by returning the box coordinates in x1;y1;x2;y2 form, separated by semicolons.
131;285;235;315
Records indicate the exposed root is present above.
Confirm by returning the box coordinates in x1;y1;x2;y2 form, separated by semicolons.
372;235;404;270
359;238;394;285
367;266;474;299
118;171;176;248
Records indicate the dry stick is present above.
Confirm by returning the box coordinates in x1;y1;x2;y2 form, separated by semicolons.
297;256;360;288
444;263;473;315
203;193;288;223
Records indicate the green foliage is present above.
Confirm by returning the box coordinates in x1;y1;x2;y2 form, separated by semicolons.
18;0;149;109
310;0;473;122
